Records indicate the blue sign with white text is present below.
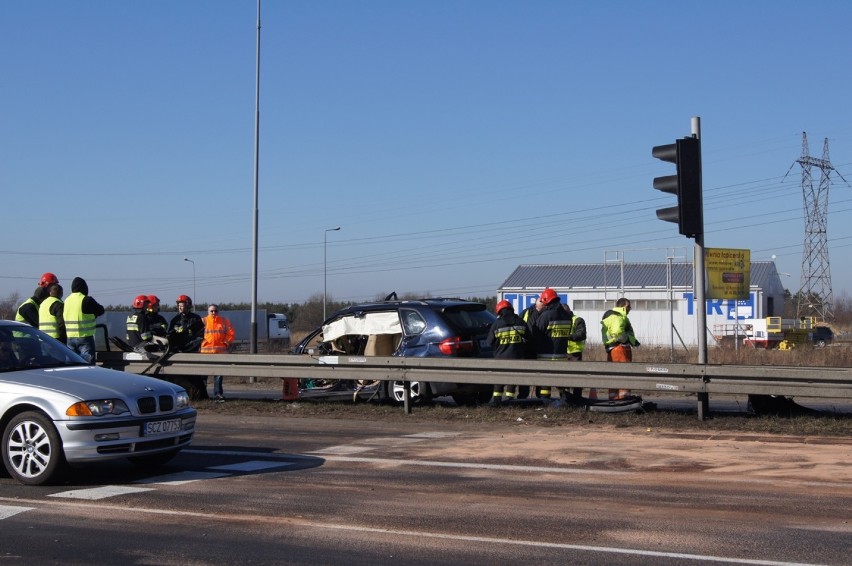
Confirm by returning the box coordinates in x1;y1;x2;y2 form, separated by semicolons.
682;292;756;319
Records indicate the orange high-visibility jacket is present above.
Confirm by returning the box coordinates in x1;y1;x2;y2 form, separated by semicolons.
201;314;235;354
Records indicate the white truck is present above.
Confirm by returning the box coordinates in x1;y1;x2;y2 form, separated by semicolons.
229;312;292;352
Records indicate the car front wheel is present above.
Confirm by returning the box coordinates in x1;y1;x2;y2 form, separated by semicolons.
2;411;67;486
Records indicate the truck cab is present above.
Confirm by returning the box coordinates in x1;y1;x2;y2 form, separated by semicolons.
268;313;291;348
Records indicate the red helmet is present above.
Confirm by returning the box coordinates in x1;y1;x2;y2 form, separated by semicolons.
39;272;58;287
495;300;512;315
133;294;150;309
147;294;160;307
539;288;558;305
176;294;192;307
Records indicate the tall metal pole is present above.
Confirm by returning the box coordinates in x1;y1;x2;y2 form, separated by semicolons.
692;116;706;365
691;116;709;419
323;226;341;320
183;258;196;304
250;0;261;354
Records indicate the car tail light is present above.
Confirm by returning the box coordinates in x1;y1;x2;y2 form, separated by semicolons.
438;336;474;356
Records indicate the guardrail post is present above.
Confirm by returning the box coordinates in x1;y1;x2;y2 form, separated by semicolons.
697;392;709;420
403;381;411;414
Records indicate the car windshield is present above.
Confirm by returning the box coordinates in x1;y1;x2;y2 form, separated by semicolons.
0;324;89;372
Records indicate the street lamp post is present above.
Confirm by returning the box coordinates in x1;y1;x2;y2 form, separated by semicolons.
183;258;196;302
324;226;341;320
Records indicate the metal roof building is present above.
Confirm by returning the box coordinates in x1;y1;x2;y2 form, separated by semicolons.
497;261;786;348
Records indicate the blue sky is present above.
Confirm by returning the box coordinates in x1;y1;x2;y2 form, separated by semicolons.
3;1;852;307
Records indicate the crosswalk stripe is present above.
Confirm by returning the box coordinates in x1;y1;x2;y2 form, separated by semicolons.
134;471;231;485
207;460;295;472
48;486;155;500
0;505;34;520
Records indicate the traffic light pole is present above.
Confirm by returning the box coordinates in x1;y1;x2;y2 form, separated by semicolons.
652;116;709;418
691;116;709;419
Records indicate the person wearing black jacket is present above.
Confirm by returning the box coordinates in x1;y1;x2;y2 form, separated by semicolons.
64;277;105;363
126;295;153;350
15;286;48;327
486;300;530;406
168;294;204;352
532;288;571;404
146;295;168;339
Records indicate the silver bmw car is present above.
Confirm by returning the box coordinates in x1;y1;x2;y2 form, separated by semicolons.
0;320;196;485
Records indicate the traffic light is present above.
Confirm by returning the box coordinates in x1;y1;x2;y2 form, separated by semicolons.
652;136;703;238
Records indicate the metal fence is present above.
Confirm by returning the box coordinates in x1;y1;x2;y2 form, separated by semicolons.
98;351;852;416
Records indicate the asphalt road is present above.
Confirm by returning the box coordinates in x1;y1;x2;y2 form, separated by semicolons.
1;413;850;565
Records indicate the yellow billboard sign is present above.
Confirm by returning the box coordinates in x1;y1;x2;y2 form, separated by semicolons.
705;248;750;300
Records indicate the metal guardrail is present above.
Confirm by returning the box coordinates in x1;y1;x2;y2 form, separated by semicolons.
97;351;852;402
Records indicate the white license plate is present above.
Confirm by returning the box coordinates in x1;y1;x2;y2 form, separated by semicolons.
144;418;182;436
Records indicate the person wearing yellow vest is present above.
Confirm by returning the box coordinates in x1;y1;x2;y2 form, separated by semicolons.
600;297;640;400
201;304;235;401
561;303;587;405
63;277;105;364
16;286;48;327
39;284;66;343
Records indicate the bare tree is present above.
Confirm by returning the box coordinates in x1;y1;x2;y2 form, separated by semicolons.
0;292;21;320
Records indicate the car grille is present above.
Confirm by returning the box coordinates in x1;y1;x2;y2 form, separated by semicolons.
137;395;175;414
96;433;194;454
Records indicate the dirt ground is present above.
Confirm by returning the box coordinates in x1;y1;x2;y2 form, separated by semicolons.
424;426;852;484
196;379;852;484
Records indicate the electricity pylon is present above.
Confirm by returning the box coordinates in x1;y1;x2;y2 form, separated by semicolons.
785;132;848;322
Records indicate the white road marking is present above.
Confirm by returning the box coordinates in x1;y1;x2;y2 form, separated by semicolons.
403;431;462;438
181;448;852;488
358;437;423;446
185;448;627;475
0;496;828;566
134;471;231;485
208;460;295;472
48;485;155;500
311;445;376;455
318;523;831;566
321;455;629;475
0;505;33;520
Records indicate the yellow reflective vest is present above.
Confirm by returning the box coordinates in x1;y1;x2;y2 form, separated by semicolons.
39;296;62;338
64;292;96;338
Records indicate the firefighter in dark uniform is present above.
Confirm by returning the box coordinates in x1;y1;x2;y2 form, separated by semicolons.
126;295;153;351
486;300;530;406
146;295;168;339
168;295;205;352
532;288;571;404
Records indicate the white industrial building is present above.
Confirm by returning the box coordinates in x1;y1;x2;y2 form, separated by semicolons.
497;261;787;347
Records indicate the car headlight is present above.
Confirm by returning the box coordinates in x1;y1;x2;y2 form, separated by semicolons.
66;399;131;417
175;391;190;410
